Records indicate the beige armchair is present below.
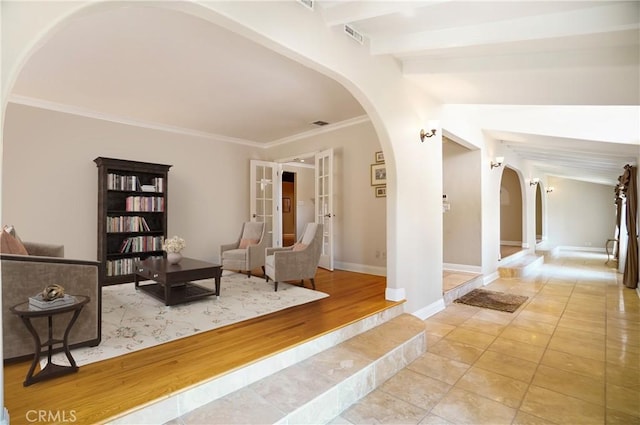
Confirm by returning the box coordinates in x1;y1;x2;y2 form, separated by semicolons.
1;241;101;361
265;223;323;291
220;221;269;277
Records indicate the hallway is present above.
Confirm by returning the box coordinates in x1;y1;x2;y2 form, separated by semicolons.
336;250;639;424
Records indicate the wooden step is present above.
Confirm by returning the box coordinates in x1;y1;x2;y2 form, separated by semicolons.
498;254;544;278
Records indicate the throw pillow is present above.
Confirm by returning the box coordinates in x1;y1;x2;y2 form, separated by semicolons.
292;243;307;252
0;229;29;255
239;238;259;249
2;224;20;240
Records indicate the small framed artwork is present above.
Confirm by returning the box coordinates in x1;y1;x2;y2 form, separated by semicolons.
375;186;386;198
375;151;385;163
370;163;387;186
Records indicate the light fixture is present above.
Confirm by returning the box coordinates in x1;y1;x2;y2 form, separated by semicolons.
530;178;540;186
491;156;504;169
420;128;437;142
546;187;554;193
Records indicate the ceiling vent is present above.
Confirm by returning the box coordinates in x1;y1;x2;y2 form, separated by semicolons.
312;120;329;126
344;24;364;44
297;0;314;11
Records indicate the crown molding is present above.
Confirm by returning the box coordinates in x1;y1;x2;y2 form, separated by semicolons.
7;94;263;148
8;94;371;150
265;115;371;148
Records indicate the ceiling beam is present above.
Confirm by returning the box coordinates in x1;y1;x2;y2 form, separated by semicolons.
371;2;640;55
320;1;450;27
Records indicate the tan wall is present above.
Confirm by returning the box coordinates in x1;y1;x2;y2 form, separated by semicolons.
500;167;523;244
546;176;616;248
3;103;385;272
443;139;482;267
267;121;386;271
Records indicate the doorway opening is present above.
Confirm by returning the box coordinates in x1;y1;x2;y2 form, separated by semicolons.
282;171;296;247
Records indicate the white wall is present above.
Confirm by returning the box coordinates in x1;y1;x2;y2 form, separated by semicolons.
546;176;616;249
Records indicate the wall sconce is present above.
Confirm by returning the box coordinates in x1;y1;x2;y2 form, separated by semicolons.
530;177;540;186
490;156;504;169
546;187;554;193
420;128;437;142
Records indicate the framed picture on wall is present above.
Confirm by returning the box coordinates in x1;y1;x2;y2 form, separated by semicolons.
375;186;386;198
371;163;386;186
375;151;384;163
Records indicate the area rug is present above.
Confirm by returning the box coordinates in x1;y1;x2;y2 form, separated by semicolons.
454;288;528;313
45;273;328;367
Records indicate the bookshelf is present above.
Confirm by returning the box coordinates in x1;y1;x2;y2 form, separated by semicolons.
94;157;172;285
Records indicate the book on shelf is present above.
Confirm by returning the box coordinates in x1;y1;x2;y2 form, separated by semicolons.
29;294;77;310
107;216;151;232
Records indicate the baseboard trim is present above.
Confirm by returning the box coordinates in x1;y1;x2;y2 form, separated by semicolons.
483;272;499;286
411;298;446;320
500;240;522;246
385;287;406;302
443;263;482;273
335;261;386;276
559;246;606;253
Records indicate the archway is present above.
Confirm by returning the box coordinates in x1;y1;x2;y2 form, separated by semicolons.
535;183;543;244
2;0;445;315
499;166;524;259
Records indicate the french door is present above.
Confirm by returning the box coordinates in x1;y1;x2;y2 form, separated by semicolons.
250;160;281;248
315;149;334;270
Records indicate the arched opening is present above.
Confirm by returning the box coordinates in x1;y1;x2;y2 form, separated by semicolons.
499;166;524;259
535;183;543;244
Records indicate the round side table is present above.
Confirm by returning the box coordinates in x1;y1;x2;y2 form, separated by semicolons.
10;295;90;386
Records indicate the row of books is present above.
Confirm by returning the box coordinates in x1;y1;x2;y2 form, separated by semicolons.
107;174;164;193
106;256;162;276
125;196;165;212
118;236;163;253
107;216;152;233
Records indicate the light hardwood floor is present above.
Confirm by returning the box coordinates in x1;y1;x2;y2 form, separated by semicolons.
4;269;397;425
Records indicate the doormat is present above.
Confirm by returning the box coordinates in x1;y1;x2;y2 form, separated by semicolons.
455;289;528;313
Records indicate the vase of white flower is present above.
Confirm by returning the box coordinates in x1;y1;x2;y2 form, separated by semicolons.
163;236;186;264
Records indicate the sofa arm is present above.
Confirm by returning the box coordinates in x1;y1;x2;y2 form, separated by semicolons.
22;241;64;257
1;255;100;361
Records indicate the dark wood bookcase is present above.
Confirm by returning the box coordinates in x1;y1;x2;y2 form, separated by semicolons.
94;157;172;285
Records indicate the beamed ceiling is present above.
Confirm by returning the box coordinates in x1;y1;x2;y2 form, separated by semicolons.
9;1;640;185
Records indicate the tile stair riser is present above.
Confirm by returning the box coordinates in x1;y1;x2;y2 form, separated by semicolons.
281;330;426;424
443;275;484;305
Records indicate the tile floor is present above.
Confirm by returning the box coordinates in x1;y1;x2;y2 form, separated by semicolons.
335;251;640;425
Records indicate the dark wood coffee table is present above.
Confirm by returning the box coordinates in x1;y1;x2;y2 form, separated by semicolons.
134;257;222;306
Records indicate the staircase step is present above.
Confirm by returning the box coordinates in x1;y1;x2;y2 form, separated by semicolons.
536;244;559;260
176;313;425;424
498;254;544;278
109;304;412;424
443;273;484;305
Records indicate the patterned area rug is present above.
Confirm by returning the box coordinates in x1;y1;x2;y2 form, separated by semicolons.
454;288;528;313
46;272;328;367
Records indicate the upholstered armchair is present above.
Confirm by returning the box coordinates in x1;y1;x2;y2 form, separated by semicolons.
1;239;101;362
265;223;323;291
220;221;269;277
